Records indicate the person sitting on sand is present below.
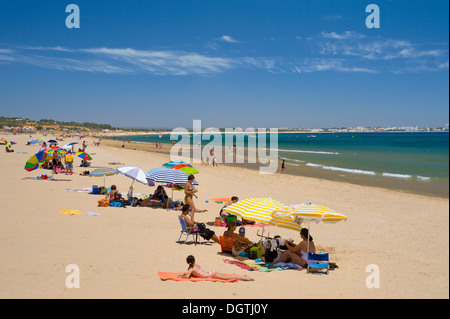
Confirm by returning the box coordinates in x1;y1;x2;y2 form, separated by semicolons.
179;204;219;244
178;255;253;281
5;145;14;152
223;220;254;256
107;185;127;205
150;185;169;202
219;196;239;218
270;228;315;268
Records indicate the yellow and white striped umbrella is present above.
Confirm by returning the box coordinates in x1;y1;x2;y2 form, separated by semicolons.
222;197;292;224
270;211;303;231
291;204;347;224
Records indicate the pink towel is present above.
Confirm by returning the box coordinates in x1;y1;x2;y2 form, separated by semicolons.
157;272;238;283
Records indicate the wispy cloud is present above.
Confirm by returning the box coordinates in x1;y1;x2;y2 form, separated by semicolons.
220;35;240;43
292;58;377;74
317;32;449;73
321;31;366;40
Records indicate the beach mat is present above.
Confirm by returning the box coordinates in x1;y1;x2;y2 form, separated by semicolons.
223;259;298;271
157;272;238;283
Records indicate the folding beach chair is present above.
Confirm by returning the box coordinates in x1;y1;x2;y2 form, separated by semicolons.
307;252;329;274
219;236;234;255
178;218;202;245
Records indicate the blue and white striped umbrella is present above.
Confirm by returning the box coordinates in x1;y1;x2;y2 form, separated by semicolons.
146;169;199;186
147;167;170;175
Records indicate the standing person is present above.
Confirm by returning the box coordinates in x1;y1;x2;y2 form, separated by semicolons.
64;151;74;174
184;174;198;219
122;140;125;148
281;160;286;173
51;150;58;174
210;148;218;167
82;141;87;152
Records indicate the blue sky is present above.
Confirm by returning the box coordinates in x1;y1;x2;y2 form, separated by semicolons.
0;0;448;129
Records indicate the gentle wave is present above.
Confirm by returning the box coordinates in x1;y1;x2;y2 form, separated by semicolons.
306;162;433;181
277;148;339;155
306;163;376;176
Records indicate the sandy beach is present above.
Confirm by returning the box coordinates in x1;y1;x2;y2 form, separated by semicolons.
0;134;448;299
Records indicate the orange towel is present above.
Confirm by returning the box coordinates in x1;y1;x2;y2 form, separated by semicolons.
157;272;238;283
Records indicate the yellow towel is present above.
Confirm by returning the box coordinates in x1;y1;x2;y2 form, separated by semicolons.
60;209;82;215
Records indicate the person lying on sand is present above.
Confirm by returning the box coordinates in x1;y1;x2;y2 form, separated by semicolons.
178;255;253;281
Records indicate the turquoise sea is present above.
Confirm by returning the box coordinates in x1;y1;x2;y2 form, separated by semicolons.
117;132;449;197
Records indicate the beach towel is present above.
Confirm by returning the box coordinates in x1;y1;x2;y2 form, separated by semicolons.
60;209;82;215
157;272;238;283
108;162;124;165
223;259;295;272
65;188;92;193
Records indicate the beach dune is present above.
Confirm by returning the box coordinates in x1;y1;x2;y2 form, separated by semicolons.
0;134;448;298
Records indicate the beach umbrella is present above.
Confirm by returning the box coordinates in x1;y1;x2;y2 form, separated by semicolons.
46;148;66;158
90;167;118;187
171;164;199;175
47;139;58;145
282;203;347;259
162;160;192;168
75;152;92;161
24;150;48;172
146;168;198;186
147;167;169;175
222;197;292;241
146;169;198;205
117;165;151;186
6;141;16;146
29;140;37;145
62;142;78;150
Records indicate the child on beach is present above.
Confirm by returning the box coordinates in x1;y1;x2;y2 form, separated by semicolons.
178;255;254;281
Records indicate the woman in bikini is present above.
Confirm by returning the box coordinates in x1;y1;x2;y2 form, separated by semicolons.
178;255;253;281
184;174;198;218
270;228;315;267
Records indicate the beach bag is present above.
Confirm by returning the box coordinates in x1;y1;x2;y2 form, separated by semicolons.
249;246;262;260
264;249;279;263
97;198;110;207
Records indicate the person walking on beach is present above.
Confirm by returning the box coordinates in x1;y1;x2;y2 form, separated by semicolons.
281;160;285;173
210;148;218;167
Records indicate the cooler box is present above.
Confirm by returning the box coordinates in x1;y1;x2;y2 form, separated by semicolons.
92;185;99;194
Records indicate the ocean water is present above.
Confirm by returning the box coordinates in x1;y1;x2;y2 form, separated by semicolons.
118;132;449;197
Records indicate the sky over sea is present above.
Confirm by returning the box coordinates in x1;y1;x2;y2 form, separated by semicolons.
0;0;448;129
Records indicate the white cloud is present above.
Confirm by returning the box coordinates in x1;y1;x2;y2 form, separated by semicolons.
220;35;240;43
321;31;366;40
